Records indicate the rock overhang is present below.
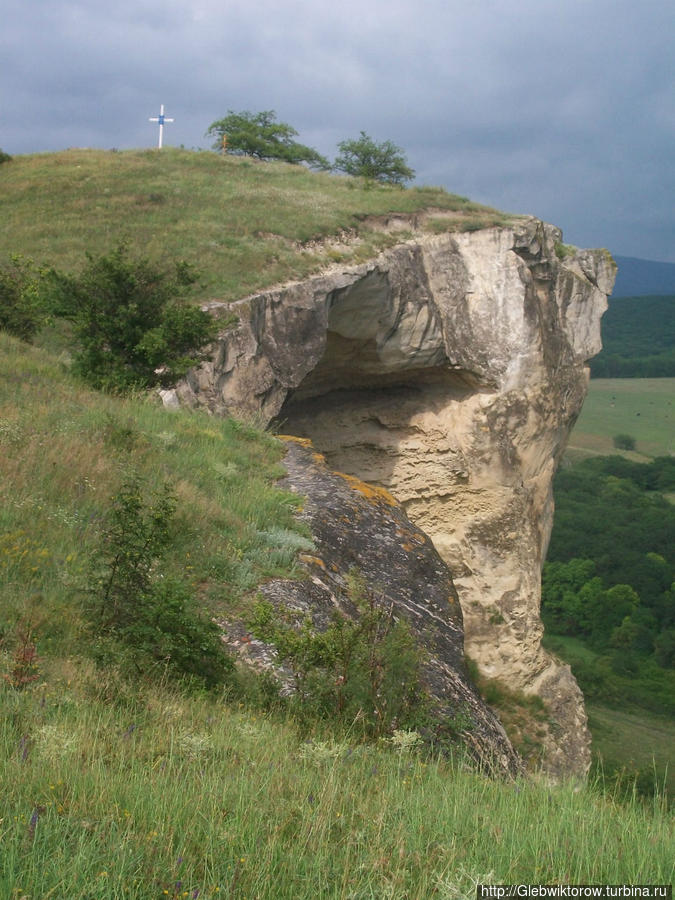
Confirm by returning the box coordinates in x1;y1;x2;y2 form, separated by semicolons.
169;217;616;778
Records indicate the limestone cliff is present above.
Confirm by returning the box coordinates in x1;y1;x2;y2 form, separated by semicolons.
167;216;615;777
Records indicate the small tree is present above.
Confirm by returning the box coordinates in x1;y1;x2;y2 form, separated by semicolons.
87;475;233;688
613;433;636;451
46;244;218;392
206;110;330;169
334;131;415;186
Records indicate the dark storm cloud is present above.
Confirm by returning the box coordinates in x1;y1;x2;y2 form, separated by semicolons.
2;0;673;260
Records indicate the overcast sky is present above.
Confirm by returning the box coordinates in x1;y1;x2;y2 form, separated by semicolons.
2;0;674;262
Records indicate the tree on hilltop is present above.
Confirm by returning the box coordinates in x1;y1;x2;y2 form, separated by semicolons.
205;110;330;169
333;131;415;186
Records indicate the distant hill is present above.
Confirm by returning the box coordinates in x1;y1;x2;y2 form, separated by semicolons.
612;256;675;297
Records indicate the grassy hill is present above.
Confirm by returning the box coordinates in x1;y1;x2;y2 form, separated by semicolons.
1;152;672;895
0;147;510;304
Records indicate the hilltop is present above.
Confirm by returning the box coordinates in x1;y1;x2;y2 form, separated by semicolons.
0;147;511;303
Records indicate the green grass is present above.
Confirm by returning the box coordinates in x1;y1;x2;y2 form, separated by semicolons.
0;331;310;661
0;148;512;305
566;378;675;459
1;677;672;900
587;704;675;784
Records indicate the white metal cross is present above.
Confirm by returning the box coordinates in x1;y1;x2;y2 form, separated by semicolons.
148;104;174;149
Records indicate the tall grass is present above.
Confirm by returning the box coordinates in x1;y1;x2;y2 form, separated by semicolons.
0;332;308;661
1;676;672;900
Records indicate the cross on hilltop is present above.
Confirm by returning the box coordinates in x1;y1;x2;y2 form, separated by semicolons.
148;104;174;149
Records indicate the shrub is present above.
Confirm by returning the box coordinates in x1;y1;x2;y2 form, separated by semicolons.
46;244;218;392
86;475;233;689
613;433;636;451
554;241;576;260
1;617;41;690
0;149;11;165
0;255;45;342
249;572;428;736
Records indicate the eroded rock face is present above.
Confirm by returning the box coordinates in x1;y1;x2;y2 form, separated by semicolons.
222;438;522;777
172;217;615;777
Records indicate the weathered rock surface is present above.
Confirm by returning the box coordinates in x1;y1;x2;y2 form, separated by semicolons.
223;438;522;777
170;216;616;777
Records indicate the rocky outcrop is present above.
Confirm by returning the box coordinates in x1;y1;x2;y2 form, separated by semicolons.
168;216;616;777
223;437;522;777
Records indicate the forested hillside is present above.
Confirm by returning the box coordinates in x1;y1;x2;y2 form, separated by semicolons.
589;295;675;377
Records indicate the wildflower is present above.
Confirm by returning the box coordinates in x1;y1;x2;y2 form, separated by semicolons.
27;805;45;839
18;735;30;762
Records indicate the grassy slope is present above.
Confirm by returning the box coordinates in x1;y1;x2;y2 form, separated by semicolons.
0;147;511;304
2;679;672;899
0;332;308;660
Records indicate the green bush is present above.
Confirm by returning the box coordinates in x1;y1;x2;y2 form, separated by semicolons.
249;572;428;736
613;433;636;451
0;149;11;165
86;475;233;689
46;244;218;392
0;255;45;342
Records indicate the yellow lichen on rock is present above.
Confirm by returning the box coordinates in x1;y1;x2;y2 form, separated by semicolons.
277;435;314;448
299;553;327;570
334;472;399;507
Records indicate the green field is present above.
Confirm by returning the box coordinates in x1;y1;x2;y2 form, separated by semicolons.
567;378;674;459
